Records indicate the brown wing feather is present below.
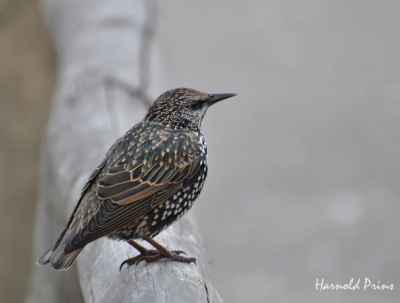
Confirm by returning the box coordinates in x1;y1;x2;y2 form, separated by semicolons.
63;128;202;252
97;129;201;204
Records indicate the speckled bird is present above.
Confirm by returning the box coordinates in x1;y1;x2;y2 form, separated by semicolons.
37;88;236;271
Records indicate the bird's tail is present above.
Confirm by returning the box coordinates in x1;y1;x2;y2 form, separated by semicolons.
37;243;84;270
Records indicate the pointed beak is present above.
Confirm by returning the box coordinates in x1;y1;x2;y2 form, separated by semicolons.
205;93;237;106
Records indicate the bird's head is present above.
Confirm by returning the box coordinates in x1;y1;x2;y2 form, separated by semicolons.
144;88;236;131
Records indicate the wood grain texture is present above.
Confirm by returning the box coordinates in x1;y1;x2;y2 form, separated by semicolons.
27;0;222;302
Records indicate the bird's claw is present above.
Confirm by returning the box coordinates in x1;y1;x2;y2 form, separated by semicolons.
119;249;196;271
171;250;187;256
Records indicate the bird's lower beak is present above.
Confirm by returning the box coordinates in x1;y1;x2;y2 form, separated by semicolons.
205;93;237;106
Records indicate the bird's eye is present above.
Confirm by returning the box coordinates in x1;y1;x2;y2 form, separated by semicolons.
190;101;201;110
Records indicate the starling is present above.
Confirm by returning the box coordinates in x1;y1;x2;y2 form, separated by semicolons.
37;88;236;271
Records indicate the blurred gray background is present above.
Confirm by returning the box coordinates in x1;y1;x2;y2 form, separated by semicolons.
1;0;399;302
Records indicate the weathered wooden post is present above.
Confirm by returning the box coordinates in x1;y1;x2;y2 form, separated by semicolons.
27;1;223;302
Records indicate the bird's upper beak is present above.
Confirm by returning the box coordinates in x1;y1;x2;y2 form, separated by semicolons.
205;93;237;107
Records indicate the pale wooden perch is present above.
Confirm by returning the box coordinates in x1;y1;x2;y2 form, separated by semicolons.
27;0;223;302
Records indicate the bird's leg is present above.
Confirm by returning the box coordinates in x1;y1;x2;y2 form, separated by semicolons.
119;237;196;271
119;240;160;271
127;239;154;254
144;236;196;264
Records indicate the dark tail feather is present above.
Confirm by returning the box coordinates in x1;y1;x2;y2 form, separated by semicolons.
37;244;84;270
37;248;53;266
52;247;84;270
